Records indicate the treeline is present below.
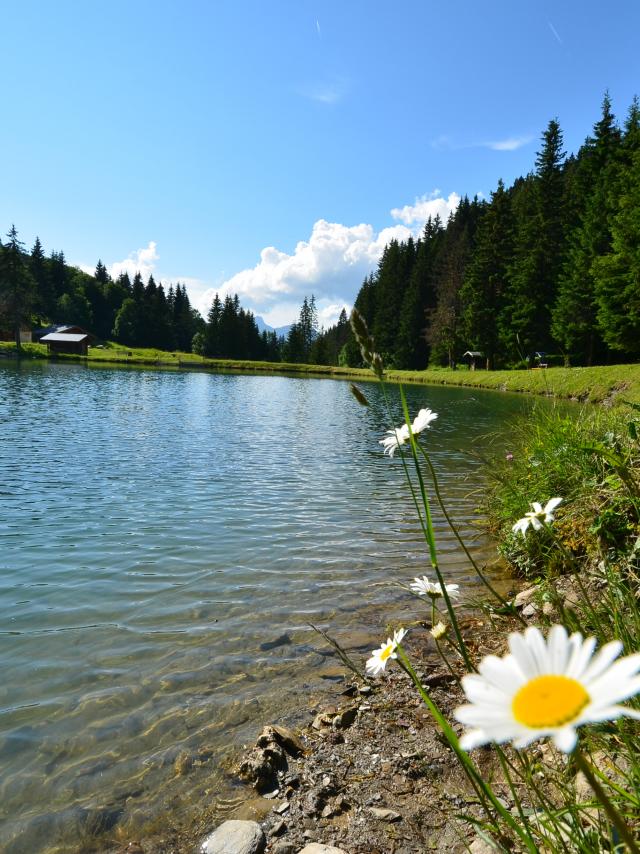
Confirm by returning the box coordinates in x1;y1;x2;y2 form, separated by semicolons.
195;293;280;361
314;93;640;369
196;293;335;363
0;229;203;351
0;225;334;362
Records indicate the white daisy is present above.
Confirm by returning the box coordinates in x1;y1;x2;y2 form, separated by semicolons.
365;628;407;676
512;497;563;536
454;625;640;753
410;575;460;600
430;621;449;640
379;408;438;457
379;425;410;458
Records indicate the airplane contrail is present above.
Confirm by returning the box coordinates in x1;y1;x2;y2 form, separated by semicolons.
548;20;563;45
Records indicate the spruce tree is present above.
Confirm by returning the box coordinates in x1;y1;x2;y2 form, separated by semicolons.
552;95;621;363
460;181;514;369
592;146;640;353
0;225;35;350
499;122;566;362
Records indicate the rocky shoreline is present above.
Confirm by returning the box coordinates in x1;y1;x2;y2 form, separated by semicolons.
112;602;530;854
103;572;608;854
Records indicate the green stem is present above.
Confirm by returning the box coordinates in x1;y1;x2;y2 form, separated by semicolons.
398;386;474;670
417;443;526;624
395;645;539;853
573;749;640;854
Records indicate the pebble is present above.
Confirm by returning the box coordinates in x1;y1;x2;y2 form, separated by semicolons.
201;819;266;854
368;807;402;821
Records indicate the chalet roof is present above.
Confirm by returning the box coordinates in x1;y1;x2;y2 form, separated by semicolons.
463;350;483;357
40;333;90;343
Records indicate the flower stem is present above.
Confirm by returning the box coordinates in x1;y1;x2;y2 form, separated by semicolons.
398;386;474;671
417;443;526;625
573;748;640;854
395;645;538;853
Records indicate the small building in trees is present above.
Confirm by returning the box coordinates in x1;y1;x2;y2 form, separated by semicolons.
39;326;94;355
463;350;484;371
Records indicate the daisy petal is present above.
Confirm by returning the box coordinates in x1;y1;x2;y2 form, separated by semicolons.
459;729;489;750
581;641;624;684
552;727;578;753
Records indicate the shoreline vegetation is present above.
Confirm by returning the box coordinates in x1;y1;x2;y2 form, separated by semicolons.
2;340;640;406
186;317;640;854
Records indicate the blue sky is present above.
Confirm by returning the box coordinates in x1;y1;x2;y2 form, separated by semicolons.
2;0;640;326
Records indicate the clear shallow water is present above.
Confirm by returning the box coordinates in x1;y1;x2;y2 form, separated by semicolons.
0;362;539;852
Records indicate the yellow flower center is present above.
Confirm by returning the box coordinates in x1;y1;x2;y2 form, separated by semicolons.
380;644;394;662
512;674;589;728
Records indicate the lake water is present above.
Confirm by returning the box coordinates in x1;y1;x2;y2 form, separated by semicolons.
0;361;540;852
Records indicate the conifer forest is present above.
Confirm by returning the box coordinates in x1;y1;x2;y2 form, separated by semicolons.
1;94;640;369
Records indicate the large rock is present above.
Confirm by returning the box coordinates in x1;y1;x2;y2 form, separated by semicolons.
201;819;266;854
296;845;346;854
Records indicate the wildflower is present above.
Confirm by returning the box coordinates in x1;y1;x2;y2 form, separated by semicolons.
506;452;514;462
455;624;640;753
379;408;438;457
512;497;563;536
366;628;407;676
410;575;460;600
430;621;449;640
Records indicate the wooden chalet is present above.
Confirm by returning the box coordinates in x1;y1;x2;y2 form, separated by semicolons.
39;326;94;355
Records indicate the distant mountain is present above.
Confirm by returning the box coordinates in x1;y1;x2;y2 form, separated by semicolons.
254;315;292;338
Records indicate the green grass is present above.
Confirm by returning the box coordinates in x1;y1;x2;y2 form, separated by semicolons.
2;339;640;405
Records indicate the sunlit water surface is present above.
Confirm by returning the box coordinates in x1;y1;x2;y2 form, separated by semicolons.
0;362;547;851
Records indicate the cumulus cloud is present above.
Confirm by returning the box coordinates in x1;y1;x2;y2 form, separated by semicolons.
86;192;460;328
390;191;461;226
109;241;159;281
192;192;460;326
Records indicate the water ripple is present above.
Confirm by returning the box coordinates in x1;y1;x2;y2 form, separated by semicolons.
0;361;541;852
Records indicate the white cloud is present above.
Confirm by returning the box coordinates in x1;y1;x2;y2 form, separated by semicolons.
431;134;533;153
81;192;460;328
109;241;159;281
390;191;460;226
318;302;348;329
484;135;533;151
189;191;460;325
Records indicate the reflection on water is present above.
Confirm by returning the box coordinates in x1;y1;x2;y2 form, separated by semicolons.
0;362;538;852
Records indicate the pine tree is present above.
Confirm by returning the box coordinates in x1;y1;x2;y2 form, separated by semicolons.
396;217;443;368
592;147;640;353
30;237;54;320
427;198;483;367
0;225;35;350
205;294;223;357
505;121;566;361
552;95;621;363
460;181;514;368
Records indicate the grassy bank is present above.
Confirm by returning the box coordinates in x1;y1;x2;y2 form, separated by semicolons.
2;340;640;405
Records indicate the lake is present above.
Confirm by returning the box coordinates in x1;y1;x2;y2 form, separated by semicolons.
0;361;540;852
